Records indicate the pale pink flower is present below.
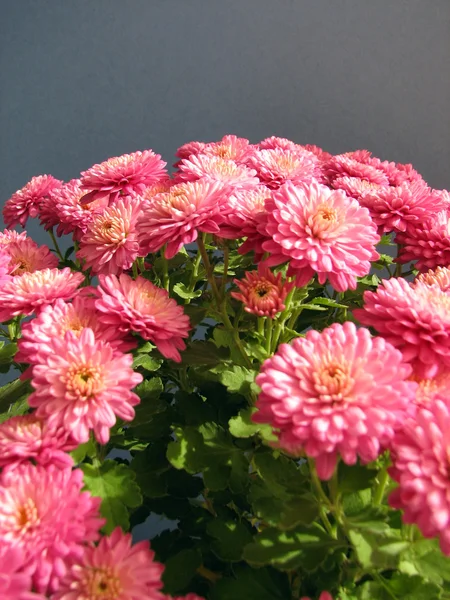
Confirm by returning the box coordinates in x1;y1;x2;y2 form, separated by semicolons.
254;321;415;480
330;175;385;201
141;177;173;202
389;399;450;554
411;370;450;407
80;150;167;205
414;266;450;293
231;267;294;318
0;544;38;600
396;210;450;272
0;268;84;322
0;247;12;288
95;274;190;362
354;278;450;378
0;464;103;594
4;237;58;276
202;134;256;163
378;159;425;187
247;148;318;190
303;144;333;163
262;182;379;291
324;153;389;186
301;593;333;600
176;154;259;189
77;196;143;275
53;527;165;600
3;175;63;228
16;295;136;367
138;179;231;259
259;136;300;151
28;328;142;444
0;414;76;470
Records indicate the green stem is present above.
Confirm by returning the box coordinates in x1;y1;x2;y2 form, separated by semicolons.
0;327;9;338
220;245;230;298
257;317;265;336
161;249;170;291
132;261;139;279
372;572;398;600
197;235;221;305
395;261;402;278
307;457;335;537
187;248;203;293
48;228;64;261
373;468;389;505
265;318;273;354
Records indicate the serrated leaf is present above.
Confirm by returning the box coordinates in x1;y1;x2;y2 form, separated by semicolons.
162;547;202;594
338;462;377;495
216;365;256;395
310;297;348;309
130;378;165;427
81;460;142;534
181;341;230;365
253;450;306;496
400;538;450;585
70;439;96;464
210;565;291;600
207;518;253;561
0;378;31;414
173;281;203;300
0;342;17;364
132;354;162;372
229;407;276;441
166;426;205;473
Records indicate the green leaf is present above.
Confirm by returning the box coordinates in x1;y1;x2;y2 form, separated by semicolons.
161;547;202;594
0;342;17;364
310;297;348;309
215;365;256;395
181;341;230;366
211;565;291;600
207;518;253;561
338;462;377;494
173;281;203;300
229;407;276;441
166;426;205;473
400;538;450;585
253;450;306;496
130;378;165;426
81;460;142;534
243;523;339;571
349;528;403;570
0;378;31;415
213;328;235;348
132;354;162;372
70;439;96;464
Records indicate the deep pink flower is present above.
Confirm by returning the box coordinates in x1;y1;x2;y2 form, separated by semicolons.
3;237;58;276
324;152;390;186
0;414;76;471
247;148;318;190
3;175;63;228
28;328;142;444
175;140;207;161
231;266;294;318
0;229;28;246
411;370;450;407
389;399;450;554
262;182;379;291
414;266;450;293
396;210;450;272
378;159;425;187
201;134;256;163
77;196;143;275
0;464;103;594
0;268;84;322
16;295;136;367
254;321;415;480
80;150;167;206
303;144;333;163
330;176;385;201
138;179;231;259
95;274;190;362
0;246;12;288
354;278;450;378
176;154;259;189
0;544;39;600
53;527;165;600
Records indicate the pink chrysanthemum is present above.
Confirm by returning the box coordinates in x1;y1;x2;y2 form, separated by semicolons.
378;160;425;187
28;328;142;444
0;414;76;471
3;175;63;228
77;196;143;275
389;399;450;554
53;527;165;600
231;267;294;318
254;321;415;480
0;544;38;600
301;593;333;600
16;295;135;368
396;210;450;272
354;278;450;378
358;182;445;234
330;175;385;201
324;153;390;186
141;178;173;202
0;228;28;248
411;370;450;407
259;136;300;151
247;148;318;190
0;268;84;322
176;154;259;189
217;185;272;258
303;144;333;163
138;179;231;259
169;595;206;600
175;140;207;161
202;134;256;163
80;150;167;206
262;182;379;291
3;237;58;276
414;266;450;293
95;274;190;362
0;464;103;594
0;246;12;288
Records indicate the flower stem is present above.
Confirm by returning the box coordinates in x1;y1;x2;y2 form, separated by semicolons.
187;248;203;294
373;467;389;505
48;228;64;261
257;317;265;336
307;458;335;538
265;318;273;354
161;249;170;291
220;245;230;297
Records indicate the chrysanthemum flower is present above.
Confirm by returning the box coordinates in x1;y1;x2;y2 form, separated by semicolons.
231;267;294;318
254;321;415;480
259;136;300;151
77;196;143;275
16;295;136;367
0;544;37;600
414;266;450;293
80;150;167;205
169;595;206;600
324;153;390;186
3;175;63;228
247;148;318;190
300;593;333;600
389;399;450;554
176;154;259;189
0;247;12;288
138;179;231;259
28;328;142;444
303;144;333;163
411;370;450;407
396;210;450;272
0;464;103;594
0;268;84;323
262;182;379;291
202;134;256;163
354;278;450;378
0;414;76;471
141;178;173;203
330;175;385;201
53;527;165;600
358;182;445;234
175;140;207;161
95;274;190;362
4;237;58;276
378;159;425;187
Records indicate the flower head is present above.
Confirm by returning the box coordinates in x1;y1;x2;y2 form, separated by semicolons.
3;175;63;228
0;464;103;594
389;400;450;554
414;266;450;293
0;544;37;600
138;179;231;259
411;370;450;407
0;246;12;288
0;268;84;322
176;154;259;189
354;278;450;378
3;237;58;276
77;196;143;275
262;182;379;291
96;274;190;362
247;148;318;190
28;328;142;444
324;153;389;186
80;150;167;206
254;321;415;480
231;267;294;317
202;134;255;163
175;140;207;161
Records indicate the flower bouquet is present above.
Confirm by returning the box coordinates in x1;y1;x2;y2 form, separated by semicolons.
0;134;450;599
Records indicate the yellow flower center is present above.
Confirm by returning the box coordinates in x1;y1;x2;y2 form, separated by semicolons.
16;499;39;533
82;567;123;599
66;364;103;400
314;361;353;403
